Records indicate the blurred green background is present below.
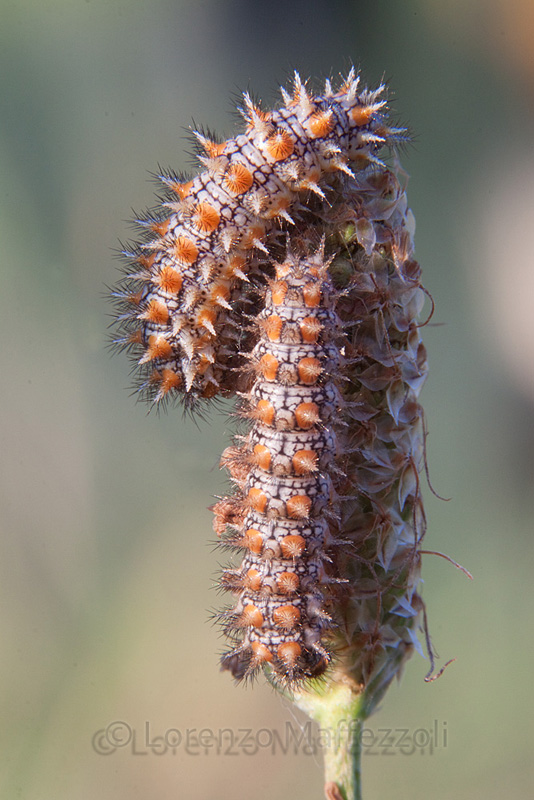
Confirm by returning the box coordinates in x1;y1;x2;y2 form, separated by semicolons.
1;1;533;798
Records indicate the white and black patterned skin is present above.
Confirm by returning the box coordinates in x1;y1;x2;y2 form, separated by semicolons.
110;70;403;405
215;248;345;683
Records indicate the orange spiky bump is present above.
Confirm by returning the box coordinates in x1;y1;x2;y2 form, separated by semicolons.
299;316;322;343
159;368;182;395
155;266;183;294
265;129;294;162
271;280;288;306
200;380;218;399
143;299;169;325
241;223;266;250
244;528;263;555
150;218;170;236
295;402;320;429
276;571;300;594
127;289;144;307
259;354;279;382
308;110;335;138
251;641;273;664
273;604;301;630
298;357;322;385
263;314;283;342
253;444;272;472
210;281;231;306
196;306;217;335
144;334;173;362
203;139;227;158
351;105;374;126
275;261;292;279
292;449;318;475
280;535;306;558
135;252;156;270
286;495;312;520
212;498;240;536
192;202;221;233
245;568;263;592
255;399;275;426
248;487;268;513
241;604;264;628
170;179;194;199
224;162;254;195
128;329;144;346
225;253;247;278
303;282;322;307
173;236;199;266
277;641;302;667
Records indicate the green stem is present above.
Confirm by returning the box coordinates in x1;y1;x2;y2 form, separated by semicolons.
293;682;365;800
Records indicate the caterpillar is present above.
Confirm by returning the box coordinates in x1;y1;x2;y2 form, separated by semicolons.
112;70;428;695
110;70;405;407
214;245;343;682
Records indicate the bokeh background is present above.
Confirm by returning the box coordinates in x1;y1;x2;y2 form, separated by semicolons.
1;1;533;798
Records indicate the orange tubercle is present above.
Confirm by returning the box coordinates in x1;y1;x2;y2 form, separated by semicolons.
245;569;263;592
303;282;322;307
275;262;292;279
247;487;268;513
351;105;374;126
210;281;230;305
196;306;217;334
276;571;300;594
244;528;263;554
155;266;183;294
127;329;144;346
295;402;320;429
299;316;322;343
259;353;279;381
277;641;302;666
150;218;170;236
280;535;306;558
263;314;283;342
143;299;169;325
286;495;312;520
251;641;273;663
298;357;322;385
224;162;254;195
241;604;264;628
272;604;301;629
253;444;272;472
308;110;335;138
265;129;294;162
127;289;144;306
159;368;182;394
173;235;199;266
255;399;275;425
241;223;266;250
170;179;194;199
203;139;227;158
292;449;318;475
144;334;173;361
271;280;288;305
193;202;221;233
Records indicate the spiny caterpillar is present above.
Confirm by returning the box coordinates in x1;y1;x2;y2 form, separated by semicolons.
215;247;342;682
112;70;429;694
110;69;405;407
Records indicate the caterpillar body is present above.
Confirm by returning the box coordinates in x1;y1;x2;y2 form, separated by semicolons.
112;71;428;694
110;70;404;406
215;246;343;682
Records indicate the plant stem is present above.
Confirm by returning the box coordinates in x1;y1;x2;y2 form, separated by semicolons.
293;682;365;800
